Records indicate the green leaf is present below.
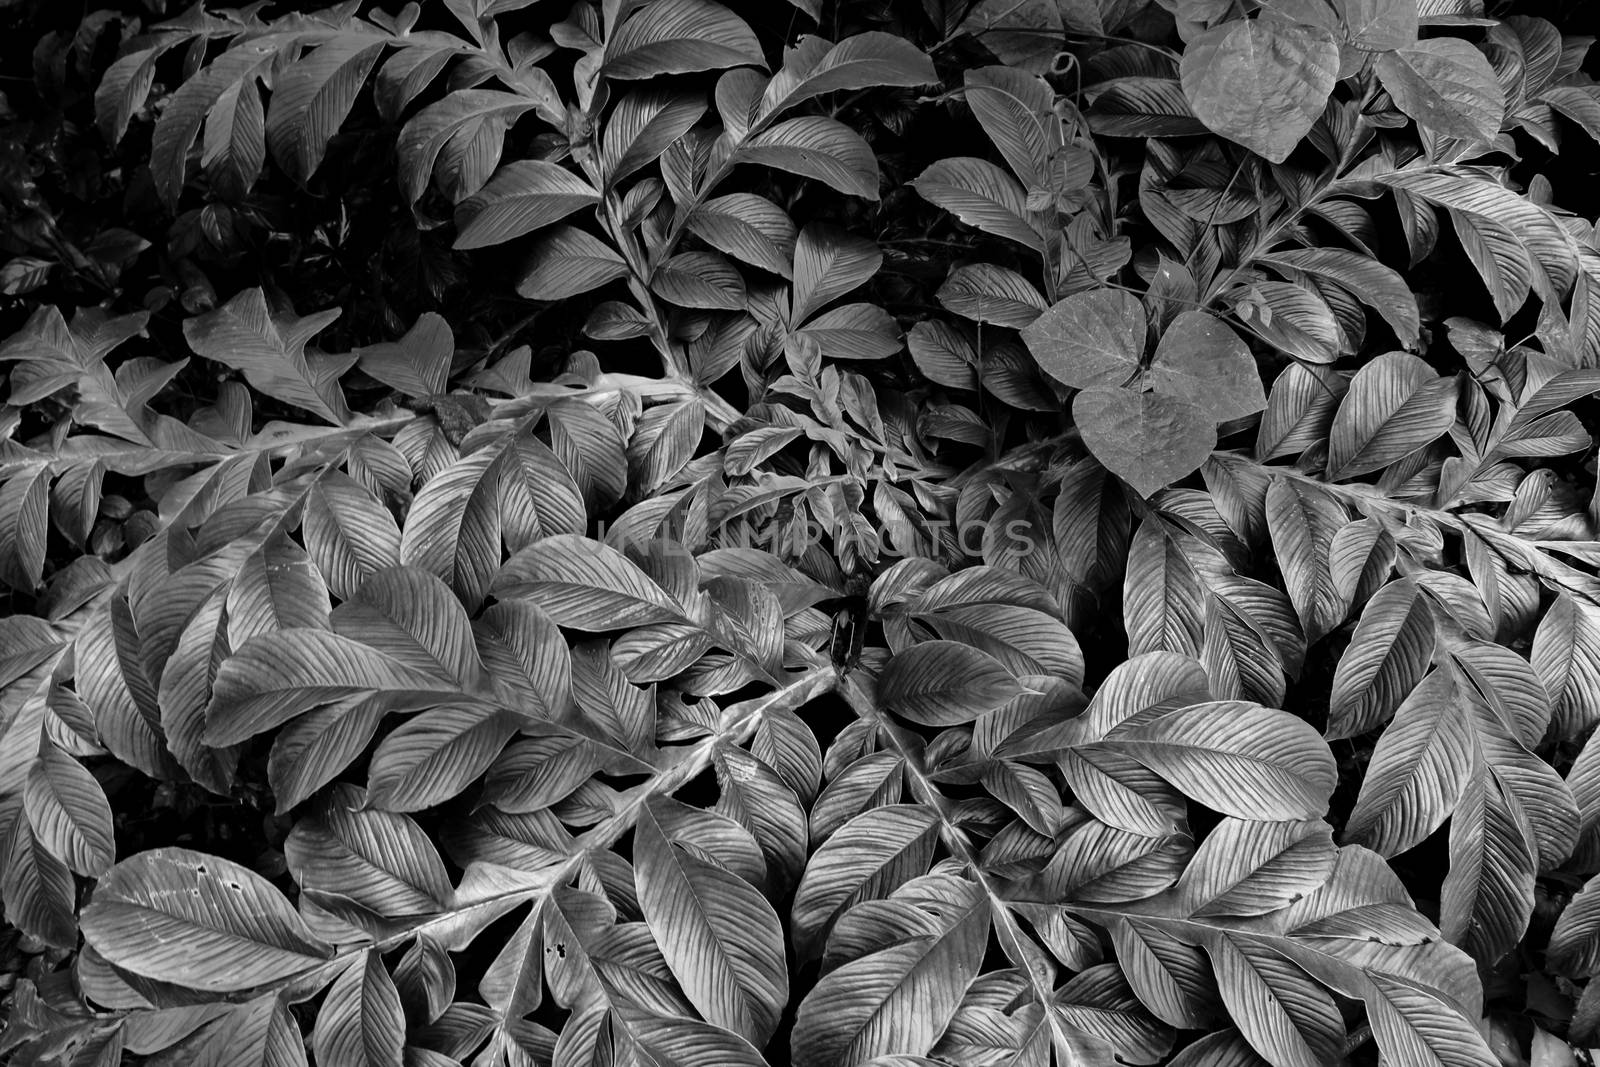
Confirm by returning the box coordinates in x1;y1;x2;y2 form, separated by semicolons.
1375;39;1504;144
1074;388;1216;499
878;640;1024;725
1179;18;1340;163
81;847;335;991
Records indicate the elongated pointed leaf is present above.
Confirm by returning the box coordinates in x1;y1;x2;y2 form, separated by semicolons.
82;848;334;991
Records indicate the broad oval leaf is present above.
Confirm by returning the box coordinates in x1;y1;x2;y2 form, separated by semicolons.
1180;18;1340;163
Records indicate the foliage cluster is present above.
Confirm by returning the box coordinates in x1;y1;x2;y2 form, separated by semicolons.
6;0;1600;1064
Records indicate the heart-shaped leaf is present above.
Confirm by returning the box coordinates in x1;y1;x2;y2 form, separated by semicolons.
1074;388;1216;498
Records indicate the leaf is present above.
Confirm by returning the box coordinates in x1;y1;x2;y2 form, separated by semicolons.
265;35;387;184
81;847;334;991
1;799;76;949
494;533;684;630
1363;973;1498;1067
793;224;882;325
1339;0;1419;50
1175;819;1335;918
397;90;538;205
963;66;1061;188
312;950;405;1067
228;534;332;644
0;468;49;591
740;116;881;200
757;32;935;121
1205;934;1344;1067
23;740;115;877
1257;248;1422;350
183;287;352;425
878;641;1024;725
1532;593;1600;735
1375;39;1504;144
791;805;940;958
1020;289;1144;391
353;311;454;398
1075;389;1217;499
634;800;788;1044
1327;579;1435;739
1344;668;1472;855
1179;19;1340;163
399;446;511;612
601;88;707;188
1441;765;1536;964
516;225;630;301
936;264;1047;328
791;876;989;1067
284;784;452;920
333;566;484;687
1093;701;1336;819
453;161;601;250
303;472;404;603
911;158;1043;252
687;194;798;279
652;252;747;310
205;629;457;746
1234;282;1343;364
603;0;765;80
1145;311;1265;422
1326;352;1457;481
1088;78;1209;137
366;703;522;812
907;321;977;390
1265;479;1347;646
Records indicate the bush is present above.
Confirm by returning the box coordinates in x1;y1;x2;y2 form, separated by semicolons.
4;0;1600;1064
